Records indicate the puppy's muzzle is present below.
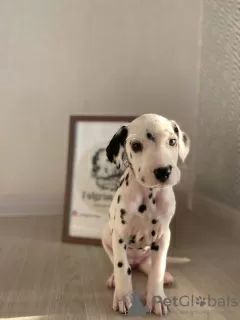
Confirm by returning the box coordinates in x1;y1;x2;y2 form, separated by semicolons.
153;165;172;183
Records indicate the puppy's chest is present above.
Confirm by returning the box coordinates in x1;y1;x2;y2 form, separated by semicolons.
110;184;169;222
109;187;170;248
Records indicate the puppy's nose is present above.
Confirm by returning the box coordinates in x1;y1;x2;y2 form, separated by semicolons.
153;165;172;182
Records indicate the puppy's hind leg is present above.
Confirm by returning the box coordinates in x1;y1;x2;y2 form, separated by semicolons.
138;256;174;286
101;223;115;289
102;223;114;263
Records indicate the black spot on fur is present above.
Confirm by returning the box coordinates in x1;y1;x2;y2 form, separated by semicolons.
117;195;121;203
138;204;146;213
150;188;153;191
146;132;155;142
118;262;123;267
149;193;152;199
121;220;126;224
114;215;116;220
141;177;145;183
151;230;156;237
119;238;124;244
125;173;129;186
152;198;156;205
106;126;128;163
127;267;132;275
138;168;141;172
173;124;179;136
138;247;143;250
129;235;136;244
139;236;144;241
119;178;124;187
151;243;159;251
152;219;157;224
124;244;127;250
117;164;120;169
120;208;126;219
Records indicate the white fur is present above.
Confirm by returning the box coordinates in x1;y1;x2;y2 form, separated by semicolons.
102;114;190;315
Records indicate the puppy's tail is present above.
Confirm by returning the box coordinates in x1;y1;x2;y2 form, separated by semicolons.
167;256;191;264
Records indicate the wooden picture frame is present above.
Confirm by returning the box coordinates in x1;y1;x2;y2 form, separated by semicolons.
62;115;136;245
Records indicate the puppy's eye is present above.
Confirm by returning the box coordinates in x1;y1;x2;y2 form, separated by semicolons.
131;141;143;153
169;138;177;147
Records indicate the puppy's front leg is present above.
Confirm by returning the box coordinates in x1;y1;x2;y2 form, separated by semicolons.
146;228;171;316
112;230;132;314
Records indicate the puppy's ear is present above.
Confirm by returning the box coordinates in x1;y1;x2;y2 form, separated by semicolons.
106;126;128;169
170;120;190;162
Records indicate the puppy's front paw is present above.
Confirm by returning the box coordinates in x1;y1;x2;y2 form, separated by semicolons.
164;271;174;286
113;289;132;314
146;289;169;316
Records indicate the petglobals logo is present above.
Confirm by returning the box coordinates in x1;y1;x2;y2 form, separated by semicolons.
152;295;238;308
120;292;239;317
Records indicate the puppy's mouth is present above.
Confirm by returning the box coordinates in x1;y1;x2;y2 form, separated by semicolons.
140;180;170;189
141;181;179;190
136;175;165;189
137;172;180;189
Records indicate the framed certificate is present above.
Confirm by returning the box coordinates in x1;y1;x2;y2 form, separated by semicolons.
62;115;135;245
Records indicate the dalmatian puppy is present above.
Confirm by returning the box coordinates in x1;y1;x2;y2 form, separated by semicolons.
101;113;190;316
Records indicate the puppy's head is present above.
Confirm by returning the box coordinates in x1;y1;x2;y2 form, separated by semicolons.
106;114;190;188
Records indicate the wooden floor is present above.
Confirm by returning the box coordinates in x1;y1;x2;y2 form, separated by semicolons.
0;211;239;320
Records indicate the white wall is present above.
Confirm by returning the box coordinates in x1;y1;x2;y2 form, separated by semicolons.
0;0;201;198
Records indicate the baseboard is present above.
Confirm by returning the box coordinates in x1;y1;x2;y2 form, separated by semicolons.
0;195;64;217
192;192;240;241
